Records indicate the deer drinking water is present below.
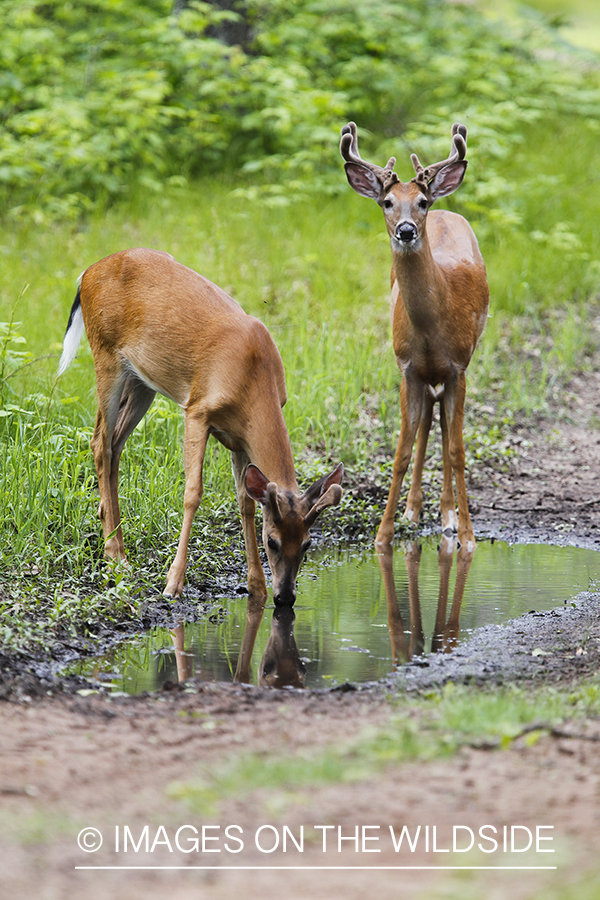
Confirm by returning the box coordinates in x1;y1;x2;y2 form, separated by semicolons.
58;247;343;602
340;122;489;550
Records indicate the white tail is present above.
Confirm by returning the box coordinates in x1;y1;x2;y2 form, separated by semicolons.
341;122;489;550
59;248;343;601
57;295;84;376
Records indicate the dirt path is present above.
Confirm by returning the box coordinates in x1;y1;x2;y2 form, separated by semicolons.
3;374;600;899
471;371;600;550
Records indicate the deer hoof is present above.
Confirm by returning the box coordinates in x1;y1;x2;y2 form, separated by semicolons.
164;573;183;598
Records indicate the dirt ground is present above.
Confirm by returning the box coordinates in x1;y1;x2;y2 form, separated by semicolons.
3;372;600;900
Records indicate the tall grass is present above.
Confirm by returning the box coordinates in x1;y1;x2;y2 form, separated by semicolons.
1;113;599;651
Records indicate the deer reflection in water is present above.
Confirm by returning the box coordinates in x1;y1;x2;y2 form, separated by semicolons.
170;622;195;683
378;534;474;666
234;595;306;689
168;594;306;690
167;536;472;689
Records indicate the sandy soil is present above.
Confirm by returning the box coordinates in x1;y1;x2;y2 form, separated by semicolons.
2;372;600;899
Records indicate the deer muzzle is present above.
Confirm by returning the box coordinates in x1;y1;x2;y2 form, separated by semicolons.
396;222;418;244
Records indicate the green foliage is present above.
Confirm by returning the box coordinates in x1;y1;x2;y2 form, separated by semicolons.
1;0;600;222
0;398;244;652
168;680;600;812
2;2;600;653
0;321;30;405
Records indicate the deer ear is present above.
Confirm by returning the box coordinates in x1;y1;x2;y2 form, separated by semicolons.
303;464;344;526
245;466;282;523
344;164;382;200
245;464;269;503
303;463;343;507
428;161;467;201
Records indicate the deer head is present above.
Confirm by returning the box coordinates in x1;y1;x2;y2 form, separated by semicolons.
259;607;307;688
340;122;468;252
245;463;343;606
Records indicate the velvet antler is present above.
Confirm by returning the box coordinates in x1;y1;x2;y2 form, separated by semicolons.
411;123;468;192
340;122;399;197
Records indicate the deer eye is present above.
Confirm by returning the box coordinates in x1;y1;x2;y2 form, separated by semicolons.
383;198;393;209
267;536;280;552
418;197;428;211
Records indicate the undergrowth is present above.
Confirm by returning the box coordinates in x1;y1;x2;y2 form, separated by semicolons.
1;9;600;656
168;680;600;813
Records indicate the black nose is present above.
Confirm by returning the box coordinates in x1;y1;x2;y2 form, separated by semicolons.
396;222;417;243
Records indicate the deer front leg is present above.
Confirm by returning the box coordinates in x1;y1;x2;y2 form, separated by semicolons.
442;373;475;550
403;541;424;658
376;374;425;545
234;593;266;683
376;544;409;667
164;412;208;597
431;532;454;652
404;389;434;526
232;451;268;599
444;539;474;650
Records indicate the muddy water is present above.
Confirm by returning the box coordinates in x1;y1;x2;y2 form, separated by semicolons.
69;538;600;693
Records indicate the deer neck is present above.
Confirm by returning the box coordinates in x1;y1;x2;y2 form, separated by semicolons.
391;236;446;331
247;408;299;493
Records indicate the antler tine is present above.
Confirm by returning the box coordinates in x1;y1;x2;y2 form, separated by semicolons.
340;121;362;166
449;122;467;161
412;123;468;190
411;152;425;178
340;122;398;192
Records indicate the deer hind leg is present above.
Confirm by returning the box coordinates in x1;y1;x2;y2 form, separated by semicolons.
164;410;209;597
104;374;157;557
442;372;475;550
90;352;128;560
439;393;458;535
404;389;434;526
232;450;268;599
376;375;425;545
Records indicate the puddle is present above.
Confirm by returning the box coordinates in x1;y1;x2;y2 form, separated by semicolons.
67;538;600;693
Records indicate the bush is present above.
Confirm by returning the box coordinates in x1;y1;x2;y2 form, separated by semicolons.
1;0;599;221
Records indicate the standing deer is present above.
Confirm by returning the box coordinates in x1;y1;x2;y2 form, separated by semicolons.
58;247;343;603
340;122;489;549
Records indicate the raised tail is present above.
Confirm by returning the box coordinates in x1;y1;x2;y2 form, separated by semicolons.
57;285;85;376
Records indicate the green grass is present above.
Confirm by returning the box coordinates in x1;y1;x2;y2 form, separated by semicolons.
1;106;600;654
168;680;600;814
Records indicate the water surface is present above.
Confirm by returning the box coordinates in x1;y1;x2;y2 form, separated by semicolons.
69;538;600;693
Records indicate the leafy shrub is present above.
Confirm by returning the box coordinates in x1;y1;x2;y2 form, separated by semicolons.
0;0;599;222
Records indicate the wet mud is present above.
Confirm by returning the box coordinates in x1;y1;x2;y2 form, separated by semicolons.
3;375;600;900
3;372;600;701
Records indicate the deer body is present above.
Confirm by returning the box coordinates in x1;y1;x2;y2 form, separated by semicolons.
341;123;489;549
391;210;488;382
59;248;342;602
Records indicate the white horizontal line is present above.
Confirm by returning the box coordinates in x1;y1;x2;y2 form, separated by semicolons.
75;866;558;871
